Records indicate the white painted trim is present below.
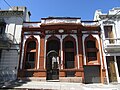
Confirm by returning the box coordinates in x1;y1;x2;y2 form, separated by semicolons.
20;35;40;69
114;56;119;83
82;34;88;65
103;54;109;83
35;35;40;69
44;35;52;69
71;34;79;69
60;38;63;69
92;35;103;67
62;35;67;40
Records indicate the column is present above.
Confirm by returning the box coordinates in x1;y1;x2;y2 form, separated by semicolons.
60;37;63;69
77;33;83;69
39;36;45;69
44;39;47;69
75;36;79;69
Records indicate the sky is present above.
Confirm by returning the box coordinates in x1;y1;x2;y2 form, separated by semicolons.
0;0;120;21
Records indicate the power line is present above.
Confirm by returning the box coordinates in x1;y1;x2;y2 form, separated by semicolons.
3;0;25;21
3;0;12;8
107;10;120;21
98;10;120;22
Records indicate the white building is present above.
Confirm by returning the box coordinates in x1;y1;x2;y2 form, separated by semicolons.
94;7;120;83
0;6;30;82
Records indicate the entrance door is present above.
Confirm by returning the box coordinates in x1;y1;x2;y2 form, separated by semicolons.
84;65;101;83
106;56;117;82
46;50;59;80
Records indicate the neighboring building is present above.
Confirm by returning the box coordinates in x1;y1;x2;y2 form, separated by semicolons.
94;7;120;83
18;17;106;83
0;6;30;81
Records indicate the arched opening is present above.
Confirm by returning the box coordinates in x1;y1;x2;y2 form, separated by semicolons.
46;36;60;80
46;50;59;80
25;40;36;69
84;35;101;83
64;41;74;69
86;40;97;62
63;36;76;77
85;35;98;63
47;40;60;54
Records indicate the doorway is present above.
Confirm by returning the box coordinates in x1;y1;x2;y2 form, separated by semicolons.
46;50;59;80
106;56;117;82
84;65;101;83
46;37;60;80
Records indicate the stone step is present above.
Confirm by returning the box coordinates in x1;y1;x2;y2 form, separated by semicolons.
18;77;83;83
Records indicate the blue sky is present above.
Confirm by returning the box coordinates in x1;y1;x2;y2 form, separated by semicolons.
0;0;120;21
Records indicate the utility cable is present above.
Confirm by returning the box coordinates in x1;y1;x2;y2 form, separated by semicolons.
3;0;25;21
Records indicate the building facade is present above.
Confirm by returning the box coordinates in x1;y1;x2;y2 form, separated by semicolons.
94;7;120;83
0;6;30;81
18;17;106;83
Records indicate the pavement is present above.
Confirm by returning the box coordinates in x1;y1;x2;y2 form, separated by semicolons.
0;80;120;90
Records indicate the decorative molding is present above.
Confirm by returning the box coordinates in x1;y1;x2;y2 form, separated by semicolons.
103;20;115;24
42;19;80;24
58;29;64;33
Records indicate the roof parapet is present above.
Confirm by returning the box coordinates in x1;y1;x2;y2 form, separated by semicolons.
41;17;81;25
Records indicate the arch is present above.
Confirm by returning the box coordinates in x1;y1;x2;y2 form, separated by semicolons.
46;36;60;54
23;36;38;69
47;50;58;57
46;36;60;80
63;35;77;77
84;34;100;64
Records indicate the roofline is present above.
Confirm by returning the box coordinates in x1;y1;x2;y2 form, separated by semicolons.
81;20;98;22
41;17;81;20
23;21;41;23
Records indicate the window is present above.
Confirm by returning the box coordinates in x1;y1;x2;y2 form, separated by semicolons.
65;41;74;48
87;40;96;48
87;52;97;57
27;41;36;50
0;22;6;34
86;39;98;62
26;52;35;61
104;26;114;43
25;40;36;69
87;52;97;60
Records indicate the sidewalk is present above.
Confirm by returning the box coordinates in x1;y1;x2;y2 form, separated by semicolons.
1;80;119;90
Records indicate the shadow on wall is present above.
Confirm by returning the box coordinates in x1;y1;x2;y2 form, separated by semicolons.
0;67;31;89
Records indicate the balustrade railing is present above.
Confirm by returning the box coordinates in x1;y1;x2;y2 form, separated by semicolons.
104;38;120;47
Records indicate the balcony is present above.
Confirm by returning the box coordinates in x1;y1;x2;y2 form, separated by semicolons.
103;38;120;52
0;33;14;49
